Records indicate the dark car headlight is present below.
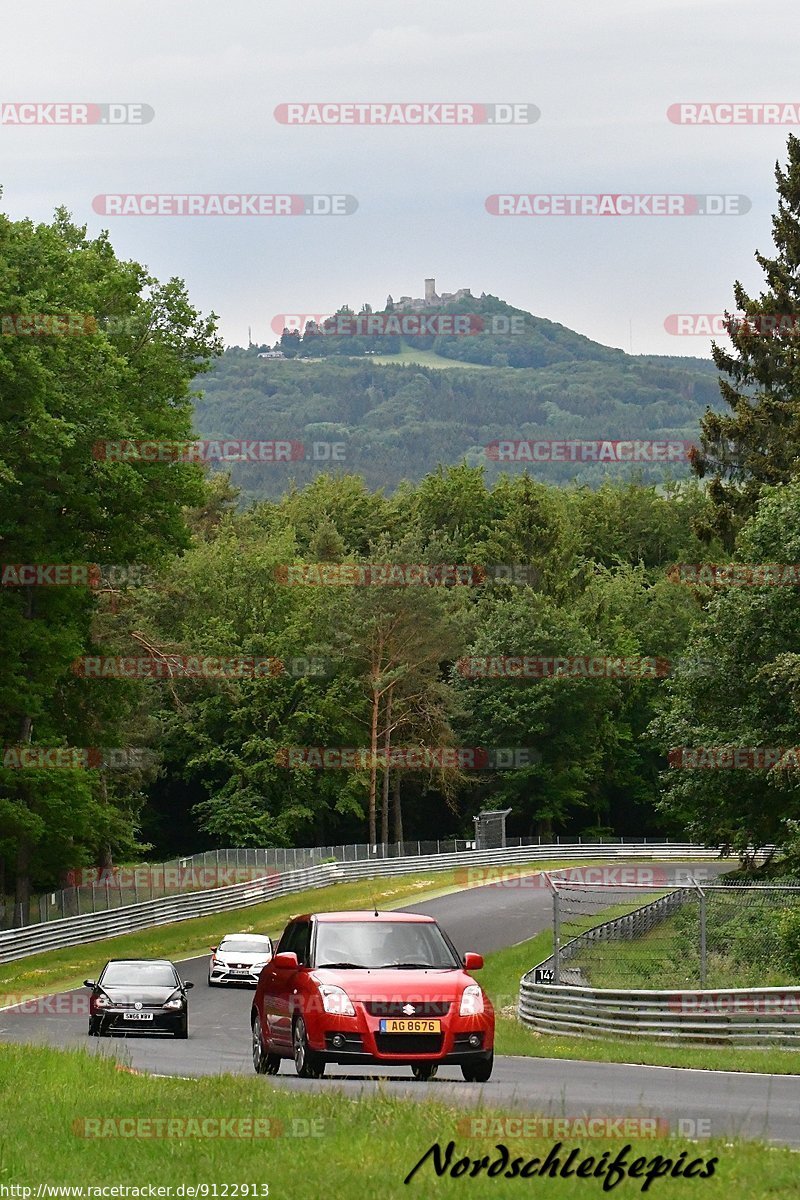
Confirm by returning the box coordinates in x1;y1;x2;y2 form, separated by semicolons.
163;992;185;1010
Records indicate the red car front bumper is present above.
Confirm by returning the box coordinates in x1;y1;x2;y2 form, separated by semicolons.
305;1004;494;1065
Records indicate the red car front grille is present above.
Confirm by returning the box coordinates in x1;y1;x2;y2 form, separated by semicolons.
374;1033;444;1055
365;1001;451;1017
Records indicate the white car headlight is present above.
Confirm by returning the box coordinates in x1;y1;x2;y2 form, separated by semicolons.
320;984;355;1017
460;985;484;1016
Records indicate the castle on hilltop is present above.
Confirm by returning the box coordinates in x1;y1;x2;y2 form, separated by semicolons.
387;278;473;312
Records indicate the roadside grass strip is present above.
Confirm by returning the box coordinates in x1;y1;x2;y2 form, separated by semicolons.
0;1045;798;1198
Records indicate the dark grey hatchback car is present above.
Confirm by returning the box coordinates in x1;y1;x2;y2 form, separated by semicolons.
84;959;194;1038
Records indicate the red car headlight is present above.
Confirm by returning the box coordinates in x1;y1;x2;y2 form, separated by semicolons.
319;984;355;1017
459;985;484;1016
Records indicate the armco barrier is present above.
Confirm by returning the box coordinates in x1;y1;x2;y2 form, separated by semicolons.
3;834;710;929
518;980;800;1048
0;841;720;964
519;876;800;1048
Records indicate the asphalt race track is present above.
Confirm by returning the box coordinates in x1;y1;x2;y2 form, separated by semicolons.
3;860;798;1147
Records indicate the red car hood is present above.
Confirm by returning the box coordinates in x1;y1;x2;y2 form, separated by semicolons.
309;967;480;1002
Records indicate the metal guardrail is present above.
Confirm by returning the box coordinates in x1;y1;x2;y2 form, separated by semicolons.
1;834;695;929
0;841;718;964
518;980;800;1048
519;880;800;1047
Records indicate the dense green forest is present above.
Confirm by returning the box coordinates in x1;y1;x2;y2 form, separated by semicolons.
5;138;800;906
195;330;721;498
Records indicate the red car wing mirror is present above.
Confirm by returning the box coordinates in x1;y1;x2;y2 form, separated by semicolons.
271;951;300;970
463;952;484;971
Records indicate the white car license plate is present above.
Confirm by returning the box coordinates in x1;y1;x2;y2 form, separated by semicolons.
229;969;250;975
123;1012;154;1021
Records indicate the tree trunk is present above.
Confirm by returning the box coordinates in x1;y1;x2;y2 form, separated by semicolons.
14;839;31;914
380;686;393;847
96;776;114;875
368;681;379;845
392;772;403;847
14;708;34;913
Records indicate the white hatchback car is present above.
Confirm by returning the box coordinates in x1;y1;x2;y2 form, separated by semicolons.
208;933;274;987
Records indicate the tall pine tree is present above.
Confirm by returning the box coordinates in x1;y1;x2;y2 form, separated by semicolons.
694;134;800;546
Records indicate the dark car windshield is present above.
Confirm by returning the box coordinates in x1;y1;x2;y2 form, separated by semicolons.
219;937;272;954
100;961;178;987
313;921;459;970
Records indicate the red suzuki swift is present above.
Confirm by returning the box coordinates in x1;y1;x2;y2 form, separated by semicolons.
251;911;494;1081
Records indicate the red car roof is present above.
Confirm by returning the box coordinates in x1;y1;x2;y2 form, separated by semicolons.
295;911;435;923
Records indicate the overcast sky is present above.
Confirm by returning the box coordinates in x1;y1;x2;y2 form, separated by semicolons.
2;0;798;356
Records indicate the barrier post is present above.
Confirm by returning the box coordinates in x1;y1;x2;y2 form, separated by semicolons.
543;873;561;984
691;875;707;987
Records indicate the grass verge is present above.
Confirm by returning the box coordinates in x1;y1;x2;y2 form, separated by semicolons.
0;1044;796;1198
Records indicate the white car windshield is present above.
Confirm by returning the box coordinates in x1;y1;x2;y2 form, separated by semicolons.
219;938;272;955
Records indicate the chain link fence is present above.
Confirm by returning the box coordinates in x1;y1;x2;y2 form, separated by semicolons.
0;833;655;929
544;877;800;990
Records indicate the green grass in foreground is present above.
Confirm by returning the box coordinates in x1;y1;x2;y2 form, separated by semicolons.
482;933;800;1075
0;1045;796;1198
0;860;569;1002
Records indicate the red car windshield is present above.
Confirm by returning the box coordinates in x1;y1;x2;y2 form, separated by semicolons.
313;921;460;970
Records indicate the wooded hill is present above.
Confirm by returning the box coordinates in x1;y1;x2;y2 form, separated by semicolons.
195;300;720;499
